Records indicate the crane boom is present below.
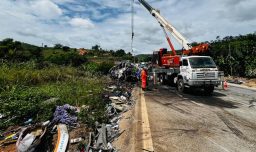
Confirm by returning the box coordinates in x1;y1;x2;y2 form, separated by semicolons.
138;0;210;57
138;0;190;50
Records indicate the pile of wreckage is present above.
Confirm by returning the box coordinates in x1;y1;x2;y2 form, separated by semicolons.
109;61;140;82
0;82;134;152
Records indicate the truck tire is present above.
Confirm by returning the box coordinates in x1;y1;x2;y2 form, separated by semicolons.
159;74;166;85
168;75;177;87
177;79;185;93
204;85;214;95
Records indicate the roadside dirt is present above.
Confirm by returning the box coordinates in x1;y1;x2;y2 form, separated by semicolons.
0;143;16;152
226;77;256;88
243;78;256;88
113;87;139;152
66;124;91;151
112;106;136;151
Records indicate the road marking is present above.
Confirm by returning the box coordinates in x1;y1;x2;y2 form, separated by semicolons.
140;91;154;152
204;136;231;152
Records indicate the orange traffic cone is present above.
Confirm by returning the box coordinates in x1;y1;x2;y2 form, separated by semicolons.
223;81;228;90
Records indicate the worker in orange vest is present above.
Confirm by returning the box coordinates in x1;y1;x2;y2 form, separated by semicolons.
141;67;147;91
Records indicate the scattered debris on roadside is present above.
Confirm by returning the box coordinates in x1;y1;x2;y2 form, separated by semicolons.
85;82;134;151
16;121;49;152
0;126;21;149
226;78;244;84
0;67;136;152
51;104;78;127
225;77;256;89
53;124;69;152
109;61;140;82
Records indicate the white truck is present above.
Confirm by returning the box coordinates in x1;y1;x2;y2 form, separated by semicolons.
152;55;224;94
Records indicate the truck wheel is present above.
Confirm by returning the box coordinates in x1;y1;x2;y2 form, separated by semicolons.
177;79;184;93
159;74;166;85
168;75;177;87
204;86;214;95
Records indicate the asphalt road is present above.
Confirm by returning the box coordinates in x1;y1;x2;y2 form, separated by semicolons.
142;85;256;152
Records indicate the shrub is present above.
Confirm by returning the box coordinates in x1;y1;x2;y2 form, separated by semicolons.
0;62;110;129
46;52;87;66
78;96;108;128
98;62;114;74
82;61;114;74
0;86;52;128
82;62;99;73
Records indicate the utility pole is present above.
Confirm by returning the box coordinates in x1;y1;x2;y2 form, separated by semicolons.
227;43;233;76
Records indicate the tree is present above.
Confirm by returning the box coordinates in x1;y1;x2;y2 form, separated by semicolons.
0;38;13;46
114;49;126;57
210;33;256;77
62;46;70;52
0;46;8;58
216;36;220;42
54;43;63;49
92;45;100;51
9;41;25;61
136;54;152;62
29;47;43;60
46;52;87;66
190;42;199;47
127;52;132;56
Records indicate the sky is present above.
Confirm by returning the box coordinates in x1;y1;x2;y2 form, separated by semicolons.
0;0;255;54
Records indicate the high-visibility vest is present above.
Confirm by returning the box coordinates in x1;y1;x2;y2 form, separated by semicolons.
141;69;147;80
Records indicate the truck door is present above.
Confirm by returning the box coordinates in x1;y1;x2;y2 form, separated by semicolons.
180;59;190;80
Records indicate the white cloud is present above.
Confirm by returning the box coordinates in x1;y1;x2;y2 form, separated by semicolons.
69;18;94;28
31;0;62;19
52;0;75;4
0;0;255;54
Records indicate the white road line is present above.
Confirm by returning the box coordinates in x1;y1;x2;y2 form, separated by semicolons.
140;91;154;152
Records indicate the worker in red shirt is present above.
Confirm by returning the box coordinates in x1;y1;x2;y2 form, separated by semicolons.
141;67;147;91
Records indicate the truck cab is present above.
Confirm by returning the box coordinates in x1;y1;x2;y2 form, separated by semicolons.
177;56;222;94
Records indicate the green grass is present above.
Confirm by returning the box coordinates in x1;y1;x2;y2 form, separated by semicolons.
42;48;66;58
0;62;111;129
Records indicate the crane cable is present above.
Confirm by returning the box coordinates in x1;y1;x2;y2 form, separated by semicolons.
131;0;134;55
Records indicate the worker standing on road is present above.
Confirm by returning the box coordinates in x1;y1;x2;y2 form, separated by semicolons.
141;67;147;91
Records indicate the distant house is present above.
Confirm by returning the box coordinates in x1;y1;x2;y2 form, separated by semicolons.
78;48;88;56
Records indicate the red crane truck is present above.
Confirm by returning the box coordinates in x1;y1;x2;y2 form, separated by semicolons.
138;0;224;94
